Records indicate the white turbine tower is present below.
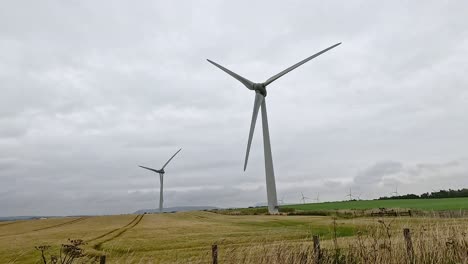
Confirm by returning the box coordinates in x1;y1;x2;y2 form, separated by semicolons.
138;148;182;213
208;43;341;214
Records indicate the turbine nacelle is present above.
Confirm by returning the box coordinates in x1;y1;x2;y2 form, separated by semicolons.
253;83;267;97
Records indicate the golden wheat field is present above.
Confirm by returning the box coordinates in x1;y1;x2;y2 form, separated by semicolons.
0;211;467;263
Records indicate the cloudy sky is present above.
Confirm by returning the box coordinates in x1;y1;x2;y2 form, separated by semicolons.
1;1;468;216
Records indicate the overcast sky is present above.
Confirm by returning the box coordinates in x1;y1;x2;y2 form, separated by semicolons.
1;1;468;216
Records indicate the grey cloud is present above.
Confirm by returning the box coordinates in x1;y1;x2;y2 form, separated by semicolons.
354;161;403;185
1;1;468;216
0;158;19;171
350;160;468;198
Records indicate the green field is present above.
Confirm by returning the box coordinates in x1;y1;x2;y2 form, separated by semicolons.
286;197;468;211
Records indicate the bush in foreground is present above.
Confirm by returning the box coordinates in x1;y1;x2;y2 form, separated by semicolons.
35;239;99;264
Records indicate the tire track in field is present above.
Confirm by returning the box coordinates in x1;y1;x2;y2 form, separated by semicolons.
32;217;88;232
0;217;88;238
87;214;141;243
92;214;145;251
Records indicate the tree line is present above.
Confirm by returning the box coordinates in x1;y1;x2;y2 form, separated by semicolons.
378;188;468;200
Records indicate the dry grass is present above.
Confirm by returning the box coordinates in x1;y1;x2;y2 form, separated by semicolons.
1;212;467;263
180;218;468;264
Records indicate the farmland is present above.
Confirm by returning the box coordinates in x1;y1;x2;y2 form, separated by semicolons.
1;199;468;263
286;197;468;211
0;212;358;263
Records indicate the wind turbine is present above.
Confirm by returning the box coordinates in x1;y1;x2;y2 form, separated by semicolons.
354;192;363;200
207;43;341;214
301;192;312;204
138;148;182;213
345;188;357;201
390;185;399;197
278;196;285;205
313;192;320;203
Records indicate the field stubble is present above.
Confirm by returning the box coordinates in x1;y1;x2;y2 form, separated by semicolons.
0;210;467;263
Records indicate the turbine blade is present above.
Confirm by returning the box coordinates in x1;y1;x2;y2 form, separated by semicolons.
244;93;264;171
139;165;160;173
207;59;254;90
162;148;182;170
264;42;342;86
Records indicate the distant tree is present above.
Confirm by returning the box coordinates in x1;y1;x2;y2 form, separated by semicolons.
377;188;468;200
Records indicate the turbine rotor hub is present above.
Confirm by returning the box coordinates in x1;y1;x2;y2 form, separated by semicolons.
253;83;267;97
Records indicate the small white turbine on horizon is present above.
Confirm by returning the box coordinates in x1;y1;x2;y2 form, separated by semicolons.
313;192;320;203
390;185;400;197
208;43;341;214
138;148;182;213
301;192;312;204
346;188;353;201
278;196;286;205
345;188;362;201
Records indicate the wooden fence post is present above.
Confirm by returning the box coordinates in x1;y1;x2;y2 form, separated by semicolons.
212;244;218;264
403;228;414;263
313;235;322;264
99;255;106;264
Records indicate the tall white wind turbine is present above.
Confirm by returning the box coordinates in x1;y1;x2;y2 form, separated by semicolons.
138;148;182;213
207;43;341;214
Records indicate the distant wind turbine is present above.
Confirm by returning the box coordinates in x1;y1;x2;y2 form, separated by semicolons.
313;192;320;203
390;185;399;197
138;148;182;213
207;43;341;214
346;188;360;201
278;196;285;205
301;192;312;204
355;192;362;200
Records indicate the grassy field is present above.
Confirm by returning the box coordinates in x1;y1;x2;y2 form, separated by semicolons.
1;199;467;263
0;212;362;263
286;197;468;211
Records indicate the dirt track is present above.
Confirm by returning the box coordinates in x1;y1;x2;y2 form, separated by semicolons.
0;217;88;238
91;214;145;250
